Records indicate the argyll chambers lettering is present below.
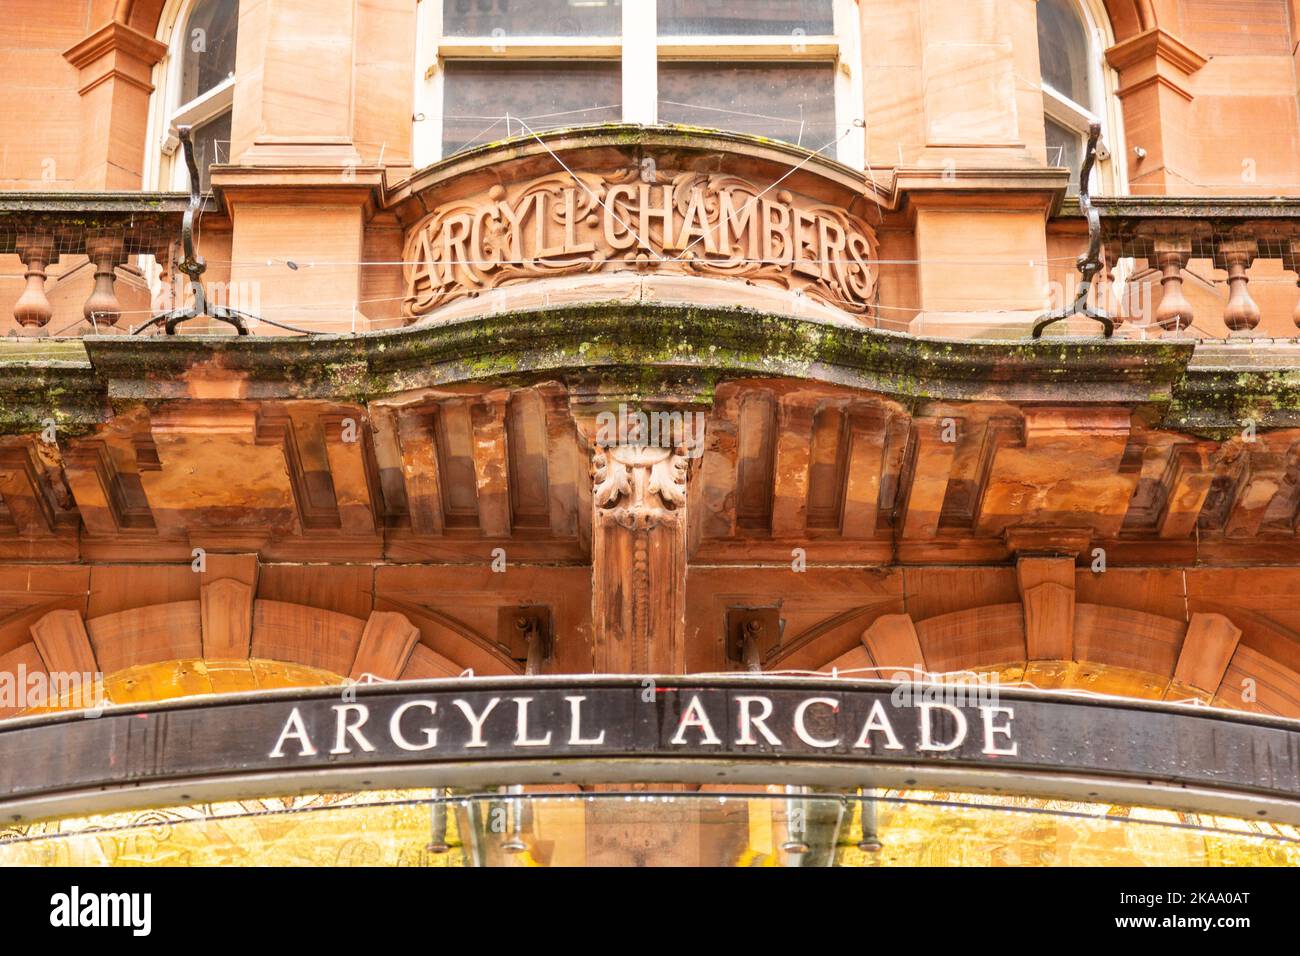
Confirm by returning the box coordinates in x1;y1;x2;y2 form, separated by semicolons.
401;169;879;319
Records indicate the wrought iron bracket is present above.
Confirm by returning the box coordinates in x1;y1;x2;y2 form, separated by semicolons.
133;126;253;336
1032;123;1114;339
133;127;314;337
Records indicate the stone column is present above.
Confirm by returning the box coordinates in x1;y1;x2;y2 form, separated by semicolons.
1105;29;1207;193
902;0;1062;337
230;0;362;166
220;0;378;332
62;23;167;189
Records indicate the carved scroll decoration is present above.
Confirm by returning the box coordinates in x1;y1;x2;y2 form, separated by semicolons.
592;444;688;531
402;168;879;320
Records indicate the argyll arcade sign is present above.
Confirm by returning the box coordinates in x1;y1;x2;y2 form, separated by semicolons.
3;677;1300;822
268;684;1018;760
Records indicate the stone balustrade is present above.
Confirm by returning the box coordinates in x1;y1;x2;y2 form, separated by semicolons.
9;191;1300;342
1083;197;1300;337
0;193;187;336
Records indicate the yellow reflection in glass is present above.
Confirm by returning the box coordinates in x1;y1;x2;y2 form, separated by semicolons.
2;789;1297;867
19;658;346;716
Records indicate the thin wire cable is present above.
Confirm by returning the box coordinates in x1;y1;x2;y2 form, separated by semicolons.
511;114;667;261
669;122;858;264
199;254;1087;269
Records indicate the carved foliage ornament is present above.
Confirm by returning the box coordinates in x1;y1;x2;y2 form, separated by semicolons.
402;167;879;319
592;444;688;531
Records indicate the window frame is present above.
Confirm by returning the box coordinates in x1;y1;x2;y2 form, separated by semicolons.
414;0;863;168
1037;0;1127;194
144;0;239;191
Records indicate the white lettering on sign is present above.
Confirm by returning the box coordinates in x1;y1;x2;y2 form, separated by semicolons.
735;695;782;746
454;697;500;748
269;706;316;757
853;698;905;751
513;696;553;747
390;699;438;751
265;690;1019;759
792;696;841;748
331;704;375;754
979;704;1018;756
918;703;968;752
566;695;606;745
670;694;723;745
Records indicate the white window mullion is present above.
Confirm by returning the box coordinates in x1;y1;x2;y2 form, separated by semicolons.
623;0;656;125
833;0;863;167
164;74;236;154
1042;84;1099;132
414;0;442;167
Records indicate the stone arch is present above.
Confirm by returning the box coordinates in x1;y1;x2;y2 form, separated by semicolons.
116;0;170;35
1100;0;1154;41
0;581;522;717
816;599;1300;717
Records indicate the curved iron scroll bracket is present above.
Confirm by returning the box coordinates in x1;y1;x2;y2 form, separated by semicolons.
1031;123;1114;339
133;127;312;336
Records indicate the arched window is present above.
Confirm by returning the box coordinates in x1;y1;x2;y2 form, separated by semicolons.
148;0;240;191
1036;0;1122;192
414;0;864;168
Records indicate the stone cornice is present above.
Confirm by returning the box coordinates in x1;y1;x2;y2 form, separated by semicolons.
1056;196;1300;220
1172;344;1300;437
62;21;167;72
210;166;385;216
69;303;1191;406
891;165;1072;216
1104;27;1208;78
0;193;188;260
0;343;107;436
11;306;1300;438
0;192;190;215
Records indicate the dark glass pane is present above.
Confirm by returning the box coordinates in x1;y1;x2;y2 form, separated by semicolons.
658;62;836;152
181;0;240;103
658;0;833;36
444;0;622;37
442;61;622;156
1045;116;1084;193
1037;0;1089;106
192;110;232;191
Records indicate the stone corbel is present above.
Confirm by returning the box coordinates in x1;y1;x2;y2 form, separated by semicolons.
590;442;690;673
575;396;703;675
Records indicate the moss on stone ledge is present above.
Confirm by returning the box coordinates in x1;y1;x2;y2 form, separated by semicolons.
0;301;1272;437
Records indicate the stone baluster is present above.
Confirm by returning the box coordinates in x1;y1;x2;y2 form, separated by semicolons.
1215;239;1260;334
82;234;124;328
1100;247;1125;329
13;233;55;334
1284;240;1300;331
1152;238;1193;334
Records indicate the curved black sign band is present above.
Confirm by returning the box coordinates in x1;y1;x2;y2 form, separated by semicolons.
1;677;1297;823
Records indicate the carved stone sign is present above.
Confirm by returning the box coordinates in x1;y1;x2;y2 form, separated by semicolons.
402;169;879;319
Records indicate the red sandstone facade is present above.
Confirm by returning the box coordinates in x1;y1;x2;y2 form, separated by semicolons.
1;0;1300;867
